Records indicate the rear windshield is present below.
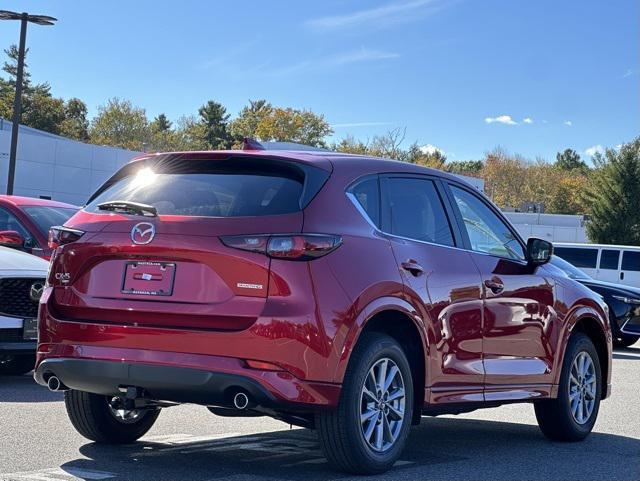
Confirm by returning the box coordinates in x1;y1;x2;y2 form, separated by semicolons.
85;156;328;217
22;206;78;236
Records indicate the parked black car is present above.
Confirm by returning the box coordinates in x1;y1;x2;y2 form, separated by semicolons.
550;256;640;347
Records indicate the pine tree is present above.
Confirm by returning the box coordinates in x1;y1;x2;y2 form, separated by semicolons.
586;138;640;245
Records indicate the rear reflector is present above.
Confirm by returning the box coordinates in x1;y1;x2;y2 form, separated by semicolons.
48;226;84;250
244;359;284;371
221;234;341;261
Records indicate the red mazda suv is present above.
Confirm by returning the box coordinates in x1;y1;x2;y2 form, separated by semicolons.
35;145;612;474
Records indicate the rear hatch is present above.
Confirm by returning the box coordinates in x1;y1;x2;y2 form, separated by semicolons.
49;153;330;331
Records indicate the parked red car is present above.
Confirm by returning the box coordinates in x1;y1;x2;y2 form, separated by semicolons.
35;146;612;474
0;195;78;260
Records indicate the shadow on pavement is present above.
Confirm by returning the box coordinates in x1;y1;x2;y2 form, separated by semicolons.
0;373;63;403
57;416;640;481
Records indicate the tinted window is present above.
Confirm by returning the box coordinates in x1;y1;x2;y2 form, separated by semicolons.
350;178;380;227
22;206;78;237
85;158;314;217
450;186;525;260
382;178;454;246
622;251;640;272
0;207;30;239
599;249;620;270
554;247;598;268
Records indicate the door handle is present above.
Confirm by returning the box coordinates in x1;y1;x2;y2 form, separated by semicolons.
401;260;424;277
620;271;625;281
484;278;504;294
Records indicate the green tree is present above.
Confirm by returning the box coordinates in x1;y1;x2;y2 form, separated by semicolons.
198;100;232;149
332;135;370;155
150;113;172;133
59;98;89;141
447;160;484;176
228;99;272;141
406;143;447;169
585;139;640;244
0;45;66;135
254;107;333;147
555;148;588;172
90;98;149;151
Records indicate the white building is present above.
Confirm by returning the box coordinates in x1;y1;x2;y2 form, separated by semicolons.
0;118;141;206
503;211;589;243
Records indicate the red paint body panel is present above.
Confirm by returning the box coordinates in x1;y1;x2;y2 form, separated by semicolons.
36;151;612;411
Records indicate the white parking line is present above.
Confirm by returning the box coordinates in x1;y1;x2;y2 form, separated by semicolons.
0;467;116;481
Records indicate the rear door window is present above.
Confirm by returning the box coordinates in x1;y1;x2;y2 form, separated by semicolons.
381;177;454;246
554;247;598;269
599;249;620;270
86;157;328;217
349;177;380;227
622;251;640;271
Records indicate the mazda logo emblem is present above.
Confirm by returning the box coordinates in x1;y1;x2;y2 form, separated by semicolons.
30;282;44;303
131;222;156;245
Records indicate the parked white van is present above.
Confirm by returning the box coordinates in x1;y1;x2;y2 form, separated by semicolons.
553;242;640;288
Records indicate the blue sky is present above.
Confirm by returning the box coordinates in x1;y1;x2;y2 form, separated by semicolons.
0;0;638;161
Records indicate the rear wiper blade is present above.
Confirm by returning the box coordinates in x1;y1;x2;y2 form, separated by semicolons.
97;200;158;217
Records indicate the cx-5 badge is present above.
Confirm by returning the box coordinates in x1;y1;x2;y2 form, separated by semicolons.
131;222;155;245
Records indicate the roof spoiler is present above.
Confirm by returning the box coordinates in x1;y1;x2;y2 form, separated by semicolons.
241;138;330;152
241;137;266;151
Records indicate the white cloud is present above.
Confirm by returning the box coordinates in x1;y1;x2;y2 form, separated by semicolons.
563;120;573;127
485;115;518;125
306;0;441;30
585;145;604;157
265;48;399;76
622;69;638;79
523;118;533;124
542;119;548;124
419;144;444;155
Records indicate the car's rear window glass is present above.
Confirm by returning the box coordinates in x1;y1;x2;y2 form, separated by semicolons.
554;247;598;268
349;178;380;227
622;251;640;272
85;158;313;217
599;249;620;270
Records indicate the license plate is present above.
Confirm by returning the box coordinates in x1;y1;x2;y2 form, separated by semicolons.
23;318;38;340
121;261;176;296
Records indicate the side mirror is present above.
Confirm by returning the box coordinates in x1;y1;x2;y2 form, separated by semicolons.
0;229;25;248
0;230;25;248
527;237;553;266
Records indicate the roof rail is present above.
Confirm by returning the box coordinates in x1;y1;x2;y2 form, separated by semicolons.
241;138;330;152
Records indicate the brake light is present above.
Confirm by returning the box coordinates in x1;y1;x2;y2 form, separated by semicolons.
220;234;341;260
48;226;84;249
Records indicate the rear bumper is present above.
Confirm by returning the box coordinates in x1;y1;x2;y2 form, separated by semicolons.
34;346;340;410
34;358;282;408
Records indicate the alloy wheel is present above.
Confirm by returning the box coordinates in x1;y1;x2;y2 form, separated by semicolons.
359;357;406;452
568;351;597;425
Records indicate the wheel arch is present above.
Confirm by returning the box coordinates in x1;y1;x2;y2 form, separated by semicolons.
333;297;428;424
559;306;612;400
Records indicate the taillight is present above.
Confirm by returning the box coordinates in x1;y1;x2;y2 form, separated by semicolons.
220;234;341;261
48;226;84;250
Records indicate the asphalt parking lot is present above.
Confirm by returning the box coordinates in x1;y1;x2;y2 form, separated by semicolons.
1;344;638;481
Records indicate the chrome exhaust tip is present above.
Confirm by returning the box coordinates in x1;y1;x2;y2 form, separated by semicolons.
233;392;250;410
47;375;63;392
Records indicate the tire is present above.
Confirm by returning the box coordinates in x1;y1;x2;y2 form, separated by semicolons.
613;334;639;348
0;354;35;375
64;390;160;443
534;332;601;441
316;333;414;474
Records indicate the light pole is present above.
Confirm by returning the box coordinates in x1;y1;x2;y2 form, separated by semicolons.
0;10;57;195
